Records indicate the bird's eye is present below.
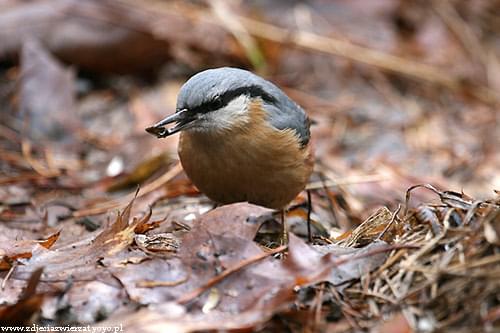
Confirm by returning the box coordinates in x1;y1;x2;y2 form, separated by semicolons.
210;96;223;110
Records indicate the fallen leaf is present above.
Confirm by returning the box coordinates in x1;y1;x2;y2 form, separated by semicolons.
0;268;46;326
0;230;61;270
373;313;413;333
20;39;76;144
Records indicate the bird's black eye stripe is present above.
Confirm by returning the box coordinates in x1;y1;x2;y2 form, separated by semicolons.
228;85;277;105
194;85;277;114
210;96;223;110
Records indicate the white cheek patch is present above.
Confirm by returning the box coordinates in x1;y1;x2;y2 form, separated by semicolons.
200;95;251;131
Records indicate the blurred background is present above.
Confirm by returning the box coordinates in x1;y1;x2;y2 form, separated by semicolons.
0;0;499;225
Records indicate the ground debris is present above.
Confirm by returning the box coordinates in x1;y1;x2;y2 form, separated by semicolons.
95;188;500;332
339;186;500;332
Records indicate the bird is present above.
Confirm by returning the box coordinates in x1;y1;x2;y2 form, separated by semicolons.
146;67;313;239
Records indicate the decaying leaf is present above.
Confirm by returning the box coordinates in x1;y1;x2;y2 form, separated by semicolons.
103;232;395;331
20;39;76;144
0;230;60;270
134;233;180;253
337;206;397;247
0;268;46;326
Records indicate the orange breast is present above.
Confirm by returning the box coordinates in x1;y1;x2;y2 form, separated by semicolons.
178;100;313;209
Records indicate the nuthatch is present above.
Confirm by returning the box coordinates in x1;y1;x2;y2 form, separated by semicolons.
146;67;313;213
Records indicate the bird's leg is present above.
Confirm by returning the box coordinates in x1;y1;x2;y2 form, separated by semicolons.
307;189;312;243
280;208;288;245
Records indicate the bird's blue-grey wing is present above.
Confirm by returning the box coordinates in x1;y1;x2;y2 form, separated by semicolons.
263;100;310;147
241;71;310;147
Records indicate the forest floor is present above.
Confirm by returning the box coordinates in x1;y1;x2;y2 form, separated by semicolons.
0;1;499;332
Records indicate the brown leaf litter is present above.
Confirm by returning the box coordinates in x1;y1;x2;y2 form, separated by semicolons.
3;183;497;332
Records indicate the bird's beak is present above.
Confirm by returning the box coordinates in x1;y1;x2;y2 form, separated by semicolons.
145;109;195;138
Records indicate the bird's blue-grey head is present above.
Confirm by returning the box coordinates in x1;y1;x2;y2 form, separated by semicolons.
146;67;310;146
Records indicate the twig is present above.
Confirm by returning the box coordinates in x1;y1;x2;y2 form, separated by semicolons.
238;17;457;86
21;140;60;178
433;0;489;71
306;174;387;190
329;284;360;329
300;243;420;302
72;162;182;217
318;172;339;227
177;245;287;304
108;1;498;103
136;276;189;288
1;262;17;290
313;283;325;329
447;253;500;272
210;0;266;71
236;15;498;104
307;189;312;243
